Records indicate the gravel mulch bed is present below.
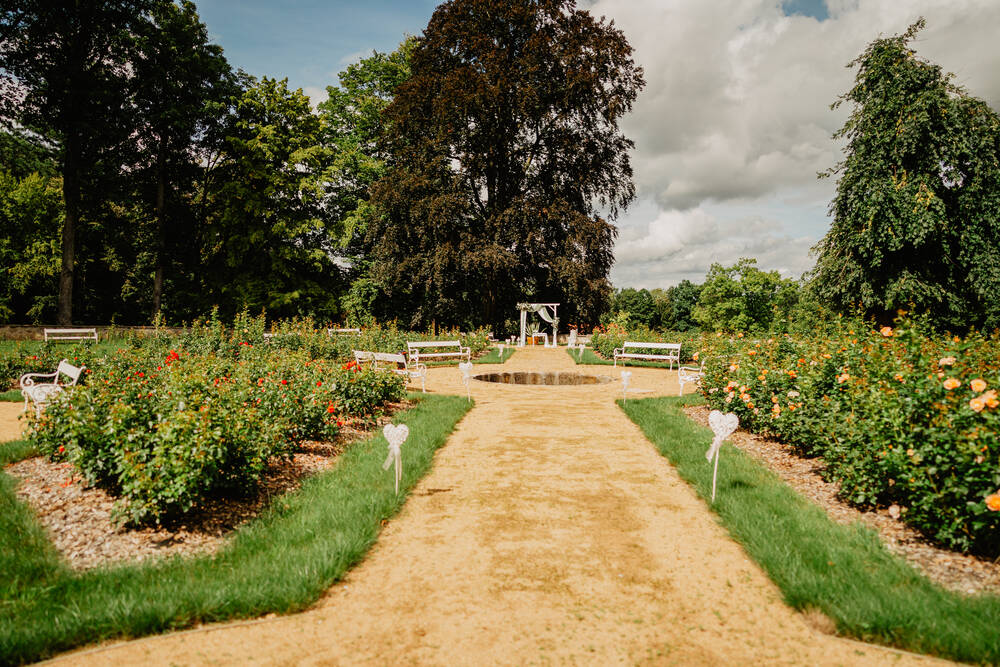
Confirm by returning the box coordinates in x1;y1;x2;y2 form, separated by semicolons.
684;404;1000;596
4;401;411;571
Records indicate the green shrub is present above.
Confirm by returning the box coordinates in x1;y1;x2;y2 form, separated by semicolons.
27;343;405;526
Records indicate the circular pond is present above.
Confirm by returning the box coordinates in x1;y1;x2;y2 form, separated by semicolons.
473;371;612;386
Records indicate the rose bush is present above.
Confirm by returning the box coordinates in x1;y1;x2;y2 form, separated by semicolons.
699;317;1000;555
26;331;405;526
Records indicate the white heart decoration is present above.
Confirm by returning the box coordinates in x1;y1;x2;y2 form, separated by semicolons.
459;361;473;401
621;370;632;401
383;423;409;448
705;409;739;502
382;423;410;494
708;410;738;440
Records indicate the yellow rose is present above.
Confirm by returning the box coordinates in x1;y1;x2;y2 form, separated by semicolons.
943;378;960;390
971;378;987;393
970;397;986;413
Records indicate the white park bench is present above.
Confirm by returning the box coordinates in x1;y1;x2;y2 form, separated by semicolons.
328;328;361;335
19;359;86;415
678;360;705;395
44;327;98;342
613;341;681;369
354;350;427;392
407;340;471;365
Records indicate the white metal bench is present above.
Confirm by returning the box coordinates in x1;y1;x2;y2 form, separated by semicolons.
44;327;98;342
613;341;681;369
678;361;705;395
407;340;470;365
19;359;86;415
328;328;361;335
354;350;427;392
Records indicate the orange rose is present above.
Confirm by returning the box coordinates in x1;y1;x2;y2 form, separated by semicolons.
943;378;960;390
971;378;987;393
880;326;893;337
836;372;850;384
986;493;1000;512
970;397;986;413
983;389;999;409
938;356;956;366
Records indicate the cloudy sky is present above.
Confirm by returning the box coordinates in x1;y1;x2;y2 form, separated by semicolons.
197;0;1000;289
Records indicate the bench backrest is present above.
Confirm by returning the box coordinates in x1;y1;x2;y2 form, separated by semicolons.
56;359;85;385
372;352;407;364
623;341;680;352
407;340;462;350
329;328;361;335
44;328;98;342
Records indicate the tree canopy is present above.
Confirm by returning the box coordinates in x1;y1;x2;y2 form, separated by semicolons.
367;0;644;330
694;258;799;333
812;19;1000;331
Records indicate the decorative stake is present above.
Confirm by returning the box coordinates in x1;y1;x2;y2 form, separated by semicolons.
706;410;739;502
382;423;409;494
459;361;473;401
621;370;632;402
577;344;585;360
498;343;505;362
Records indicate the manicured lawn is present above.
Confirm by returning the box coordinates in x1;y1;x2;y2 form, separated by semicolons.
620;394;1000;664
472;346;515;364
0;390;21;402
0;393;471;665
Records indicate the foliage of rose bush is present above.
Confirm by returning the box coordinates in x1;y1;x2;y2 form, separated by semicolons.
25;321;405;527
698;317;1000;555
0;341;101;390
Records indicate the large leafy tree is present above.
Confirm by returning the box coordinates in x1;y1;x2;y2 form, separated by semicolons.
0;0;154;323
202;77;341;319
813;19;1000;330
131;0;234;320
610;287;656;328
368;0;644;330
694;258;799;333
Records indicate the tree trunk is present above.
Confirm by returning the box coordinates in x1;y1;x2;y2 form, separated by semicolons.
151;157;166;320
57;148;79;325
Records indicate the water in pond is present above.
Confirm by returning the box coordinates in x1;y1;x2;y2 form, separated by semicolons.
473;371;612;385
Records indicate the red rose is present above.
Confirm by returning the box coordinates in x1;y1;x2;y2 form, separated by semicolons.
316;381;322;387
281;379;288;385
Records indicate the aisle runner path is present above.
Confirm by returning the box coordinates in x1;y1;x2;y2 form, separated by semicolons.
54;348;938;665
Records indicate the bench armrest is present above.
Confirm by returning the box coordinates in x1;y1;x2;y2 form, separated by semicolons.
19;371;59;388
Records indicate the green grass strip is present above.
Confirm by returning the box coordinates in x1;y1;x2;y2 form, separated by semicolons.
621;395;1000;664
0;393;471;665
472;346;515;364
0;390;23;402
565;347;677;368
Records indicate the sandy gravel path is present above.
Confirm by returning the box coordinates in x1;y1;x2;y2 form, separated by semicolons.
46;349;942;665
0;401;26;442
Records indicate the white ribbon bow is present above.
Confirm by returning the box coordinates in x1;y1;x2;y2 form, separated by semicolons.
706;410;739;502
621;370;632;402
459;361;473;401
382;423;409;494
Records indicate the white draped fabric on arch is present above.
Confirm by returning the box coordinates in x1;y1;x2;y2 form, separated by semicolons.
517;303;559;347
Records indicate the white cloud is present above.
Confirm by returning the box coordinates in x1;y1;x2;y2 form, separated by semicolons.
302;86;328;110
585;0;1000;288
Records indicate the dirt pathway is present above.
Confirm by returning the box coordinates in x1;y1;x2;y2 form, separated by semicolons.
0;401;26;442
49;349;942;665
